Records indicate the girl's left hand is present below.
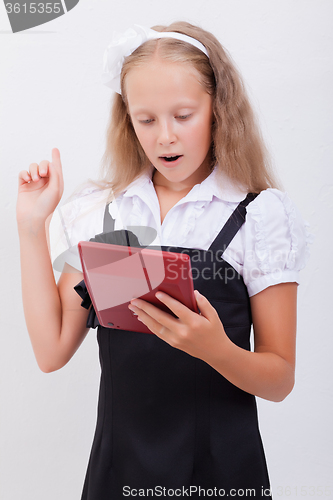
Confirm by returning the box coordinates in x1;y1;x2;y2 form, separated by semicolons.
128;290;228;361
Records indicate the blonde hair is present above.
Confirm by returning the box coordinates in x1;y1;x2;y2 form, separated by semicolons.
90;21;279;200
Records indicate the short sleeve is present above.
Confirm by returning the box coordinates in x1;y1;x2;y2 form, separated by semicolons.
49;184;112;273
223;188;313;297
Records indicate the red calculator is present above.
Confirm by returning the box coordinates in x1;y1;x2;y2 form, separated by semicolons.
78;241;199;334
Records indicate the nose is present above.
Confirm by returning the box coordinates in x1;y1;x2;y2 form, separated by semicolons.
158;119;177;146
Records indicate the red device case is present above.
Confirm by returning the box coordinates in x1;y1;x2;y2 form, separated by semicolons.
78;241;199;334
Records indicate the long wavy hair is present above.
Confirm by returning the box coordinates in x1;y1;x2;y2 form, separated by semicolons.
87;21;278;201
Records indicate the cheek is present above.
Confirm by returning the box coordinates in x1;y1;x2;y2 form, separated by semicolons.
201;117;213;149
191;121;212;152
132;126;149;149
135;130;155;159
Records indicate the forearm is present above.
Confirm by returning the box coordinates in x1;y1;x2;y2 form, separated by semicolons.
203;335;295;402
18;217;63;370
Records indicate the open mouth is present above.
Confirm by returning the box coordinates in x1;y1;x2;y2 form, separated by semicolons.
160;155;182;162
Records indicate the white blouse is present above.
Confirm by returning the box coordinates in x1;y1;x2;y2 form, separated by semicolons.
49;167;312;297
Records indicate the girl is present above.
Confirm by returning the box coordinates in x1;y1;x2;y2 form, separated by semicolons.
17;22;311;499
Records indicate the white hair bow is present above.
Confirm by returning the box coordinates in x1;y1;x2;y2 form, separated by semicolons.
102;24;208;94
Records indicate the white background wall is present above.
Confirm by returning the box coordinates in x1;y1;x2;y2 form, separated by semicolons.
0;1;332;499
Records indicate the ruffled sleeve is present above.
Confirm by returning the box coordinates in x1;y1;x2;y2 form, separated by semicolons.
224;188;313;297
49;184;112;273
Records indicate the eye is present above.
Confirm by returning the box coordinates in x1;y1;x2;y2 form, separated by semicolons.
139;118;154;124
177;114;191;120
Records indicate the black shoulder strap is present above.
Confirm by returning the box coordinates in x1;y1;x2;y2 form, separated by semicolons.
103;202;115;233
209;192;259;254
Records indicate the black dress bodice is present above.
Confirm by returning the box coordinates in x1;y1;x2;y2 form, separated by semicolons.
74;194;272;499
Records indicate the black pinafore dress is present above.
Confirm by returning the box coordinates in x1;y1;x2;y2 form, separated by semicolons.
74;194;272;499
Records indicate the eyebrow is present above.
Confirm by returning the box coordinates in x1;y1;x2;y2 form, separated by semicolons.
130;103;198;114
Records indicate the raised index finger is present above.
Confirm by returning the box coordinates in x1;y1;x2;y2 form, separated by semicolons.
51;147;61;167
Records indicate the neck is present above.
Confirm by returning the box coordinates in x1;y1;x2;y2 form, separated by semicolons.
152;159;213;194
